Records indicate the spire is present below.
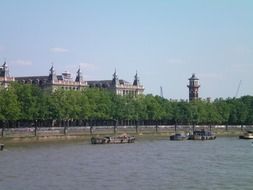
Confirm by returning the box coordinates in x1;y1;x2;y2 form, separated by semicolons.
112;68;119;86
1;60;10;78
75;65;83;83
3;58;7;68
49;62;53;73
133;70;140;86
113;68;117;79
48;63;57;83
3;60;7;68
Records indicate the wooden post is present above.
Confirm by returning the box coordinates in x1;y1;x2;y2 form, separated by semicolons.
1;126;4;137
90;121;93;135
174;124;177;133
34;121;37;137
114;120;117;135
241;125;243;131
135;120;139;134
0;121;3;137
209;124;212;132
64;120;68;135
0;144;4;151
155;121;158;133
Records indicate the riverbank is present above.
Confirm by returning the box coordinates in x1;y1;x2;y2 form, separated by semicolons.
0;125;247;146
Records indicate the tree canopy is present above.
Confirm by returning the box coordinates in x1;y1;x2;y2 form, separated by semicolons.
0;83;252;125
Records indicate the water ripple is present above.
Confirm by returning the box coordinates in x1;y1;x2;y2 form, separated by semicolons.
0;137;252;190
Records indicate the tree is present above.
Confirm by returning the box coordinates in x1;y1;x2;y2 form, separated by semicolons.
0;86;20;121
144;95;163;120
12;83;42;120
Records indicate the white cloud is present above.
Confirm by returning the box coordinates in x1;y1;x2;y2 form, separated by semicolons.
50;47;69;53
11;59;33;66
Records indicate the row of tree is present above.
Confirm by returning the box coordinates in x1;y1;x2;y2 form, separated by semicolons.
0;83;253;125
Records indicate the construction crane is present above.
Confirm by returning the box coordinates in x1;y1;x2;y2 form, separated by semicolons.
235;80;242;98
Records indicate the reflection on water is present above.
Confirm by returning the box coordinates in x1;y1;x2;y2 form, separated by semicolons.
0;138;253;190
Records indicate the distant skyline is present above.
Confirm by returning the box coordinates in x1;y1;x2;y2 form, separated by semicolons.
0;0;252;100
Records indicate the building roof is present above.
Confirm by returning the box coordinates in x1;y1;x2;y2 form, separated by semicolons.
15;76;49;81
87;79;130;87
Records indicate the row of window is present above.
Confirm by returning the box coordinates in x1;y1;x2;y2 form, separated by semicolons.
60;86;81;90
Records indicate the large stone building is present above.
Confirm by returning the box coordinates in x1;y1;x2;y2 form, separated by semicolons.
0;62;144;95
87;70;144;96
15;65;88;91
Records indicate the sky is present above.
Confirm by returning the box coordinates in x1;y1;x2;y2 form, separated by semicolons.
0;0;253;100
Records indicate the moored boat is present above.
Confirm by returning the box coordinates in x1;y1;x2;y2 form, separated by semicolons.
170;133;188;141
188;130;216;140
91;134;135;144
239;130;253;139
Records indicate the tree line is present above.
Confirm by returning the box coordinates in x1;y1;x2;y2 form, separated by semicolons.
0;83;253;126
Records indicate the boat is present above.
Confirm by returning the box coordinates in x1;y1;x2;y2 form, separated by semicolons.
91;134;135;144
0;144;4;151
239;130;253;139
188;130;216;140
170;133;188;141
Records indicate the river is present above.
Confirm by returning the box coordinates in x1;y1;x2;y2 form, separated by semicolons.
0;137;252;190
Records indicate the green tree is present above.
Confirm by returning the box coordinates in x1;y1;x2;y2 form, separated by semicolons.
0;86;20;121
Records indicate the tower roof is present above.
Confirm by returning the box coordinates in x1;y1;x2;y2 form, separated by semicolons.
189;73;199;80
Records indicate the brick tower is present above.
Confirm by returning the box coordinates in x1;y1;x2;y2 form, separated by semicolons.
187;73;200;101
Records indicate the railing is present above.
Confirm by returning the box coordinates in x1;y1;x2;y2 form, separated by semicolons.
0;120;250;138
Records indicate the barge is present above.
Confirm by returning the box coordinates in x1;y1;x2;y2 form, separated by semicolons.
188;130;216;140
170;133;189;141
91;134;135;144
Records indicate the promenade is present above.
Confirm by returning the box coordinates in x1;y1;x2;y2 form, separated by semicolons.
0;125;248;143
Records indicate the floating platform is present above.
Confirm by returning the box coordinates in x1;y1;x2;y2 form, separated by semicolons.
170;133;188;141
91;134;135;144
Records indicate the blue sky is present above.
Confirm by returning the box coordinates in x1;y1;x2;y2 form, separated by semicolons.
0;0;252;100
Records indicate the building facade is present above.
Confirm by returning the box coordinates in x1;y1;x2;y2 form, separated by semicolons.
1;62;144;95
15;65;88;91
187;73;200;101
87;70;144;96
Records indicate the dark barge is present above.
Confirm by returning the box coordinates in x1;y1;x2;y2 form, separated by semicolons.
188;130;216;140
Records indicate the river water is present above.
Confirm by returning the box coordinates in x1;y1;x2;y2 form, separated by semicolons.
0;137;252;190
